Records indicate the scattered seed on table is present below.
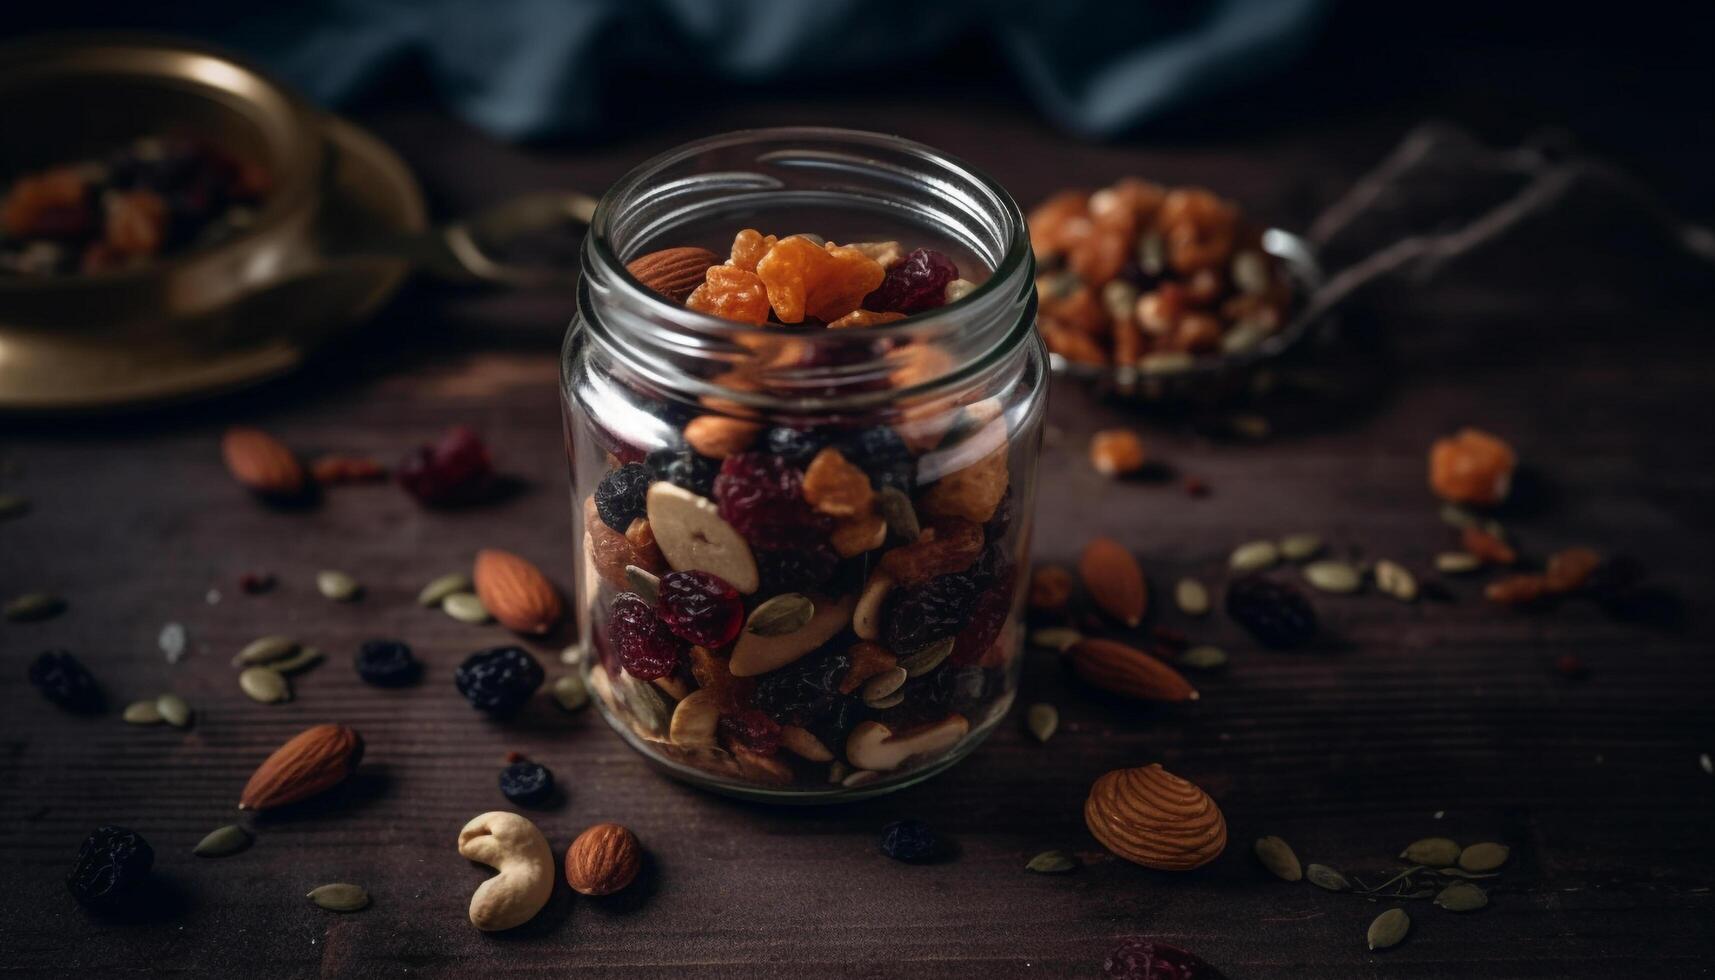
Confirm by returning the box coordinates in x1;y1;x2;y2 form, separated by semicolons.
1374;560;1418;601
155;693;192;728
1278;533;1323;562
1028;627;1082;651
193;824;253;858
1304;560;1361;594
4;592;65;622
272;646;326;675
123;700;163;725
239;667;290;704
233;635;297;667
1178;646;1229;670
1026;850;1077;874
1367;908;1410;950
307;883;370;912
316;570;362;602
417;572;472;607
552;674;588;712
1026;703;1058;743
1229;540;1280;572
1174;578;1210;616
159;622;187;664
442;592;491;624
1435;552;1482;574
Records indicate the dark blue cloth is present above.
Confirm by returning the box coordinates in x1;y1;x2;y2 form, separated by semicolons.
217;0;1327;140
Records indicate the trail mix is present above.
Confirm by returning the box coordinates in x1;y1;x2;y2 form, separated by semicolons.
1027;180;1295;369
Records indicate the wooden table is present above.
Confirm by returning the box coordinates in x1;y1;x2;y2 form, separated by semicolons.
3;38;1713;978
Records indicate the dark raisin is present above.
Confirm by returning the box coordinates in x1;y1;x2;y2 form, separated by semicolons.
803;694;861;748
718;708;783;755
646;447;718;497
762;426;831;466
753;543;840;596
594;462;653;532
883;575;980;652
28;650;103;713
453;646;545;716
607;592;685;680
713;452;828;548
837;426;915;492
396;426;494;506
949;582;1010;666
1225;576;1318;650
498;760;555;806
656;570;744;646
1104;938;1226;980
753;646;852;727
354;639;421;687
879;819;945;863
67;826;154;910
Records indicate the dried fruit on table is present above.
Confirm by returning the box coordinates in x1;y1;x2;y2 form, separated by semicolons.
1103;938;1226;980
310;454;386;484
627;246;720;303
1461;524;1517;566
802;447;875;517
221;426;305;497
754;235;886;323
67;826;154;910
864;247;959;315
1545;546;1599;593
1028;564;1074;614
828;308;906;329
608;592;686;680
1429;427;1516;506
474;549;563;635
355;639;421;687
879;819;945;863
499;760;555;806
1090;429;1147;477
879;518;985;587
1486;574;1550;605
454;647;546;716
1225;576;1318;649
239;723;365;811
727;228;777;271
1085;764;1227;871
28;650;103;713
1069;639;1197;702
397;425;494;506
1079;538;1148;626
687;264;771;325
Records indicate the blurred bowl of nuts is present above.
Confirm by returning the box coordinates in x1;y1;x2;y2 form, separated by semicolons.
1028;180;1324;402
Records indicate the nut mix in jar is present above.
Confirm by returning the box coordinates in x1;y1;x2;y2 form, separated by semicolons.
562;129;1045;799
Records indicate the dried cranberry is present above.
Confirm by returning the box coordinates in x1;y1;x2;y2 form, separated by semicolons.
1104;939;1225;980
355;639;421;688
28;650;103;713
498;760;555;806
453;646;544;716
396;426;494;506
594;462;652;532
718;708;782;755
656;570;744;646
1225;576;1318;650
883;575;979;653
608;592;684;680
949;582;1011;666
754;543;839;596
647;447;718;498
713;452;827;548
753;646;851;726
864;248;959;315
762;426;831;466
879;819;945;863
67;826;154;910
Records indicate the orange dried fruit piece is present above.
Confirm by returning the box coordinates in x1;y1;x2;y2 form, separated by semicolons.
1462;524;1517;566
624;517;668;574
687;644;754;711
687;265;771;325
1028;565;1074;614
918;442;1009;525
1544;546;1599;593
829;511;887;558
1430;427;1517;506
828;309;906;330
729;229;777;272
754;236;885;324
1486;574;1550;605
879;518;985;587
802;448;874;517
839;641;898;694
1089;430;1147;477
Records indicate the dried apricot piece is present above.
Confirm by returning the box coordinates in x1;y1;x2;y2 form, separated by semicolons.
1545;546;1599;593
1462;525;1518;566
802;448;874;517
755;236;885;323
878;518;985;587
828;309;906;330
687;265;771;325
829;511;887;557
1430;428;1517;506
918;443;1009;525
687;644;754;711
729;229;778;271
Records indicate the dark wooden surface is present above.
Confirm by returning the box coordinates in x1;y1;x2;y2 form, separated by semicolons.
4;28;1714;979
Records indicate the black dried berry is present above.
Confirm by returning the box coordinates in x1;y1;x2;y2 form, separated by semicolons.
753;646;851;727
454;646;545;716
594;462;652;532
67;826;153;910
762;426;830;466
498;760;555;806
879;819;945;863
882;575;979;652
355;639;421;688
838;426;914;492
753;544;839;596
29;650;103;713
646;447;718;497
1225;576;1318;649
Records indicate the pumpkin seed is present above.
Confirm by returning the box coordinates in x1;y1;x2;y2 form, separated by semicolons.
552;674;588;712
1278;533;1323;561
194;824;253;858
1254;836;1302;882
841;768;880;788
1026;850;1077;874
1178;645;1228;670
1457;842;1510;872
877;486;921;541
1029;627;1083;651
233;634;297;667
746;593;814;637
1174;578;1210;616
1435;551;1482;574
316;570;361;602
1401;837;1462;867
1026;703;1058;743
307;883;370;912
862;667;909;707
0;493;29;519
155;693;192;728
1367;908;1410;950
1230;540;1280;572
442;592;491;624
1304;560;1361;594
1439;503;1478;528
1374;560;1417;601
867;691;906;712
123;699;163;724
239;666;290;704
417;572;471;607
271;645;325;675
1306;863;1350;891
1434;882;1488;912
4;592;65;622
625;565;661;606
898;636;955;677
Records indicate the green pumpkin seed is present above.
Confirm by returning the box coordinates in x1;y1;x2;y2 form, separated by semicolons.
0;492;29;519
1026;703;1058;743
1029;627;1083;652
1278;533;1323;561
1434;882;1488;912
746;593;814;637
1306;863;1350;891
233;634;297;667
1435;551;1482;574
4;592;65;622
1230;540;1280;572
239;667;290;704
123;699;163;724
316;570;361;602
1367;908;1410;950
1401;837;1462;867
877;486;921;541
442;592;491;624
307;883;370;912
1374;560;1417;601
270;646;325;675
898;637;955;677
1026;850;1077;874
1458;842;1510;872
1253;836;1302;882
625;565;661;605
155;693;192;728
1178;645;1228;670
862;667;909;707
1439;503;1478;528
552;674;588;712
417;572;471;607
1174;578;1210;616
1304;560;1361;594
194;824;253;857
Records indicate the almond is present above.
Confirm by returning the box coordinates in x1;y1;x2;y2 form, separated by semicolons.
1085;763;1227;870
1078;537;1147;626
627;247;720;303
222;426;306;497
1069;638;1197;702
683;415;762;459
239;723;364;810
564;823;642;896
1462;525;1517;566
474;549;563;635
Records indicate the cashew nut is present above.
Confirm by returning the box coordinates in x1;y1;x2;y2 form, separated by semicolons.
457;811;554;931
845;714;970;772
668;688;719;747
852;571;892;641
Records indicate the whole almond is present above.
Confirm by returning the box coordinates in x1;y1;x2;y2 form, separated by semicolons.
683;415;762;459
474;549;563;635
1069;638;1197;702
1085;763;1227;871
221;426;305;497
627;247;720;303
564;823;642;896
239;723;364;811
1078;538;1147;626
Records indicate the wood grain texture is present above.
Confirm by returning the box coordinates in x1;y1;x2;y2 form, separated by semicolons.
3;44;1714;979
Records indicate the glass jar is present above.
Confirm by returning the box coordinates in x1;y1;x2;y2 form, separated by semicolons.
560;128;1044;801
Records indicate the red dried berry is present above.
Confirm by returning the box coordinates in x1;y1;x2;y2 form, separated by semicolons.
608;592;684;680
863;248;958;315
950;582;1010;666
656;570;744;647
718;708;782;755
1104;939;1225;980
1183;476;1210;498
396;425;494;506
713;452;827;548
